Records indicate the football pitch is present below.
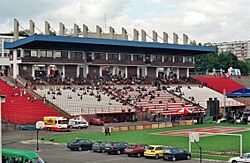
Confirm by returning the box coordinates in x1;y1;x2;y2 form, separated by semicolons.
42;123;250;161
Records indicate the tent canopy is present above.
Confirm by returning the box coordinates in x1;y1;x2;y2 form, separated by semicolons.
227;88;250;97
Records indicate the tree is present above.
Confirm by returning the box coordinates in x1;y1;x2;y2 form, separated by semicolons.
194;51;250;75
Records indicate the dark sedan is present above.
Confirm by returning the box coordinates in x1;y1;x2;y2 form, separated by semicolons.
92;141;110;153
105;142;129;155
163;147;191;161
67;139;93;151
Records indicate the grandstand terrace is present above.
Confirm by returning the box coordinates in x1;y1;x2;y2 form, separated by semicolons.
3;20;216;123
168;85;245;108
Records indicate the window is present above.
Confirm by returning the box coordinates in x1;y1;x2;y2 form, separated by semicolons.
94;52;106;60
120;53;131;61
17;50;21;58
133;54;143;61
54;51;62;58
175;56;183;63
152;55;162;62
164;56;173;62
62;51;68;59
70;51;82;59
31;50;38;57
39;51;46;58
9;51;13;60
185;57;193;63
108;53;118;60
46;51;53;58
24;50;31;57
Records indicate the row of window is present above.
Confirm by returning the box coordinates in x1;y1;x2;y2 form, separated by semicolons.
15;49;194;63
23;50;84;59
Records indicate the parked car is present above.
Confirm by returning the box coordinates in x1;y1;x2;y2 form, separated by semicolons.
124;144;148;158
229;153;250;163
68;119;89;129
105;142;129;155
144;145;167;159
89;118;104;126
67;139;93;151
163;147;191;161
92;141;110;153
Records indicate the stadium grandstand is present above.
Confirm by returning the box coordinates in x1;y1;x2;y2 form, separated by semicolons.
2;19;249;126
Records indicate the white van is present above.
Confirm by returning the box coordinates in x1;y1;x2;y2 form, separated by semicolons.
68;119;89;129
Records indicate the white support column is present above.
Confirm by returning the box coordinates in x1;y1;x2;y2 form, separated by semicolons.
162;56;164;62
62;65;65;79
143;54;145;62
76;65;80;77
131;54;133;61
47;65;50;77
145;67;148;76
99;67;102;77
183;56;185;63
118;53;121;61
112;67;116;76
12;50;19;79
106;53;108;60
156;68;159;77
31;65;35;78
125;66;128;78
187;68;189;78
137;67;140;77
177;68;180;79
92;52;95;60
173;56;175;63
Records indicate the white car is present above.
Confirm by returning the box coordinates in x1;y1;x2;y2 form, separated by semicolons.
68;119;89;129
229;153;250;163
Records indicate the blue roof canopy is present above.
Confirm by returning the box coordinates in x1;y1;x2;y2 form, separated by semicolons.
4;34;216;55
227;88;250;97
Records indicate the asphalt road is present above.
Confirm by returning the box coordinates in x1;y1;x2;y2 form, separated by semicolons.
3;140;227;163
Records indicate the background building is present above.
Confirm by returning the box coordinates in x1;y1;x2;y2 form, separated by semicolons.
214;41;250;60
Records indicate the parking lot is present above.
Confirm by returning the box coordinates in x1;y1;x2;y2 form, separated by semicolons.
3;140;227;163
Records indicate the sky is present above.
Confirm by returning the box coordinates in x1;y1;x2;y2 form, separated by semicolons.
0;0;249;43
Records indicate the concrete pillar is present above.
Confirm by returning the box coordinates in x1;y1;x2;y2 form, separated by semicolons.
14;18;19;41
183;56;185;63
29;20;35;35
173;33;178;44
73;23;79;37
45;21;50;35
106;53;108;60
62;65;65;79
163;32;168;43
177;68;179;79
137;67;140;77
59;22;65;36
96;25;102;36
153;31;157;42
109;26;115;38
173;56;175;63
187;68;189;78
145;67;148;76
31;65;35;78
131;54;134;61
13;50;19;79
118;53;121;61
99;67;102;77
122;27;128;40
183;34;188;45
76;65;80;77
82;24;88;37
133;29;139;41
141;30;146;42
125;66;128;78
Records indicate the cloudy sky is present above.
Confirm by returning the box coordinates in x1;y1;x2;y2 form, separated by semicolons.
0;0;249;43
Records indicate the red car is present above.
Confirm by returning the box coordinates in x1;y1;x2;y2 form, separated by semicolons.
89;118;104;126
124;144;148;158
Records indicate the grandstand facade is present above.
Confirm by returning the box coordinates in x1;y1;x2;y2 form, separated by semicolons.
4;34;215;80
